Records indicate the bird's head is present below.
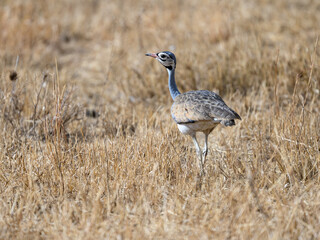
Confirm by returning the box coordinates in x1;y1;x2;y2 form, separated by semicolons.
145;51;176;71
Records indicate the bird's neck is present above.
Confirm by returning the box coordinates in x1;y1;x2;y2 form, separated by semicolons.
167;68;180;100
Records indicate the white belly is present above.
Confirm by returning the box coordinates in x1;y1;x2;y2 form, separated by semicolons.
177;121;218;135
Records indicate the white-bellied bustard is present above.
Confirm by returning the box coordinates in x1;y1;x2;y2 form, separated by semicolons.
146;51;241;174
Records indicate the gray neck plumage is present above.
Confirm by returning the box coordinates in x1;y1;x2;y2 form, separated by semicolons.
167;68;180;100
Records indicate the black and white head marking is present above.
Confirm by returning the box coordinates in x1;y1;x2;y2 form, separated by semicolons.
156;51;176;70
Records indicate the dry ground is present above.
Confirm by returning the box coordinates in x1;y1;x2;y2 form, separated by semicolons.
0;0;320;239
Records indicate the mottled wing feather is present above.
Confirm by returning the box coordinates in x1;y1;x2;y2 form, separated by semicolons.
171;90;241;124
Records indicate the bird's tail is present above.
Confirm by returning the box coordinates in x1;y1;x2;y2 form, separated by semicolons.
221;119;235;126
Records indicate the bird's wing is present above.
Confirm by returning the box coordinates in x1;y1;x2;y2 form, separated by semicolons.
171;90;241;124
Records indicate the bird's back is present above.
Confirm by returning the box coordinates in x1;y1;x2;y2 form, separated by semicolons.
171;90;241;126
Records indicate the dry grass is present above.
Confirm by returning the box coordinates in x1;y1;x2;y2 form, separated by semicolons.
0;0;320;239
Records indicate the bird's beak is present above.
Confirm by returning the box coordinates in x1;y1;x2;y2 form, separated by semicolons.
145;53;158;58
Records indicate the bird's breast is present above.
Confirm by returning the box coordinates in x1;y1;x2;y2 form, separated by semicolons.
177;121;218;135
177;124;194;135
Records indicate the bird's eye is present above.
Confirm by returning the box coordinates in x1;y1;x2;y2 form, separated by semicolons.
160;54;166;59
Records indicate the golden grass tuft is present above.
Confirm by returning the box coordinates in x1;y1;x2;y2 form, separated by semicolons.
0;0;320;239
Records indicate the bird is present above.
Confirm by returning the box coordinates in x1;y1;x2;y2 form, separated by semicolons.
145;51;241;174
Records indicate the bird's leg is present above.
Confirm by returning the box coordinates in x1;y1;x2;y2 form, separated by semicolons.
191;135;204;173
202;133;209;165
191;135;202;161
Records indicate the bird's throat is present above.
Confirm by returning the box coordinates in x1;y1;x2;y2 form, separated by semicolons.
167;68;180;100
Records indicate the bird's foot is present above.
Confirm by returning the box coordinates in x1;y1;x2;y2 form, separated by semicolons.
198;159;206;177
195;149;206;176
202;150;208;165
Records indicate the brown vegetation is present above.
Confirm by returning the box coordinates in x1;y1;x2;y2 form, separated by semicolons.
0;0;319;239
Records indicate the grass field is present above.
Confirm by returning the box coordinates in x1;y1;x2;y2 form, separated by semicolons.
0;0;320;239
